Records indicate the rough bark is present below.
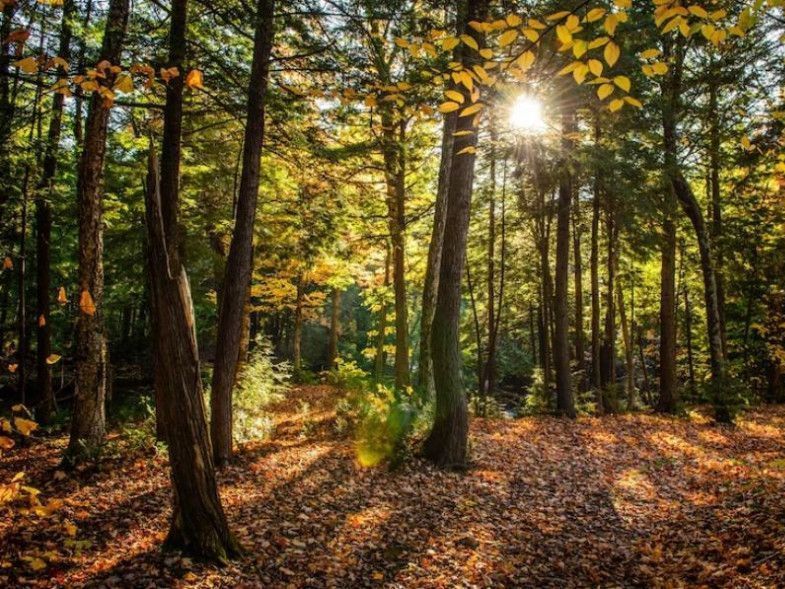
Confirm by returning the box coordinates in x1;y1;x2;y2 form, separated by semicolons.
553;110;576;418
210;0;275;468
600;207;617;399
293;278;304;372
327;288;341;368
36;0;75;423
422;0;488;469
590;119;602;402
572;192;585;392
374;247;390;383
617;279;634;408
67;0;129;460
145;148;240;563
658;213;678;413
418;113;455;395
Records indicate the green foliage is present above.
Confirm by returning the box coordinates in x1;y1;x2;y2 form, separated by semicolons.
520;368;554;416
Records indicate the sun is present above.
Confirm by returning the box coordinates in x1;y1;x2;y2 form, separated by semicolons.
508;95;546;133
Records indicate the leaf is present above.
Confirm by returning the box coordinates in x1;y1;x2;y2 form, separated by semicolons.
546;11;571;21
14;56;38;74
459;103;483;117
185;69;204;89
14;418;37;436
588;36;610;49
604;41;620;67
499;29;518;47
79;290;96;316
3;256;13;270
688;6;709;18
113;73;133;94
506;14;522;27
624;96;643;108
652;61;669;75
460;34;478;51
57;286;67;304
556;25;572;45
741;135;752;150
515;51;535;70
0;436;14;450
438;101;460;113
444;90;464;104
588;59;603;76
613;75;631;92
598;83;615;100
640;48;661;59
586;8;606;22
604;14;619;36
38;314;46;327
46;354;62;365
8;364;17;373
442;37;460;51
609;98;624;112
456;146;476;155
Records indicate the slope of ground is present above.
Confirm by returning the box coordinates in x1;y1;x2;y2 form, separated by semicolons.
1;385;784;588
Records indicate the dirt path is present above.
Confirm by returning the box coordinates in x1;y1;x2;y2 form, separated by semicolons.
2;385;785;588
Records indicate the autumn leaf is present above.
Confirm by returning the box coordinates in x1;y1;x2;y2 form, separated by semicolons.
79;290;96;316
185;69;204;89
57;286;67;304
14;418;37;436
46;354;62;365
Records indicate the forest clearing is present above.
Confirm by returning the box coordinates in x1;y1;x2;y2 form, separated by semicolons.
2;385;785;588
1;0;785;585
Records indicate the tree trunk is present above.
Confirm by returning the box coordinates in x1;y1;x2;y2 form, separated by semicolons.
423;0;488;469
144;147;241;563
327;288;341;368
616;278;634;408
553;110;576;418
572;194;585;392
67;0;129;461
418;113;454;395
210;0;275;468
590;121;602;403
36;0;75;423
293;278;304;373
374;246;390;383
657;213;677;413
661;38;729;420
600;207;617;401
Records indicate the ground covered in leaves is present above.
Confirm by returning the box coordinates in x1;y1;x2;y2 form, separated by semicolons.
2;385;785;588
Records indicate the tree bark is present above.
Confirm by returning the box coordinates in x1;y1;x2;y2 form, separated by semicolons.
210;0;275;468
616;278;634;408
553;110;576;418
572;193;585;392
600;206;617;402
657;212;678;413
418;113;454;395
374;247;390;383
327;288;341;368
590;119;602;403
145;147;240;563
293;277;304;373
423;0;488;469
67;0;129;460
36;0;75;423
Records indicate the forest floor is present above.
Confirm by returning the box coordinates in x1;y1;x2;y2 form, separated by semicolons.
2;385;785;588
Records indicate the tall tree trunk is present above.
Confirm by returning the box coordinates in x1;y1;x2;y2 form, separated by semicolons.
418;113;454;395
36;0;75;423
423;0;488;468
327;288;341;368
145;148;240;563
537;189;553;393
600;205;617;401
293;278;303;373
616;278;634;408
572;196;585;392
210;0;275;468
682;242;696;394
590;120;602;403
553;110;576;418
374;247;390;383
657;212;677;413
661;38;729;420
707;70;727;357
67;0;130;460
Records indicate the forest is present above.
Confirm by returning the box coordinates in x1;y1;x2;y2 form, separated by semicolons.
0;0;784;586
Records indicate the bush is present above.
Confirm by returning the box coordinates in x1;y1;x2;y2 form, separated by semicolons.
231;341;290;444
520;368;554;415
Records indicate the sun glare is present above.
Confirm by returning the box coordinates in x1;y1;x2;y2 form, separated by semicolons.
508;95;546;133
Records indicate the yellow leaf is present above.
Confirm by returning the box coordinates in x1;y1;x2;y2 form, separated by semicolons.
185;69;204;89
457;146;476;155
598;83;615;100
586;8;606;22
741;135;751;150
546;11;571;21
442;37;460;51
479;48;494;59
624;96;643;108
640;48;660;59
573;63;589;84
588;59;603;76
445;90;464;104
609;98;624;112
499;29;518;47
14;56;39;74
701;24;715;40
57;286;67;304
615;0;632;7
14;418;37;436
394;37;408;48
528;18;547;30
566;15;580;31
558;62;580;76
573;40;588;58
113;73;133;94
468;21;486;33
652;61;668;75
556;25;572;45
604;14;619;36
460;34;478;51
588;36;609;49
688;6;708;18
459;103;483;117
46;354;62;365
604;41;620;67
79;290;96;316
522;28;539;43
0;436;14;450
438;101;461;113
516;51;535;70
613;75;631;92
506;14;522;27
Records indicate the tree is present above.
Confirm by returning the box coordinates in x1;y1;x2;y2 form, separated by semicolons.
210;0;276;468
